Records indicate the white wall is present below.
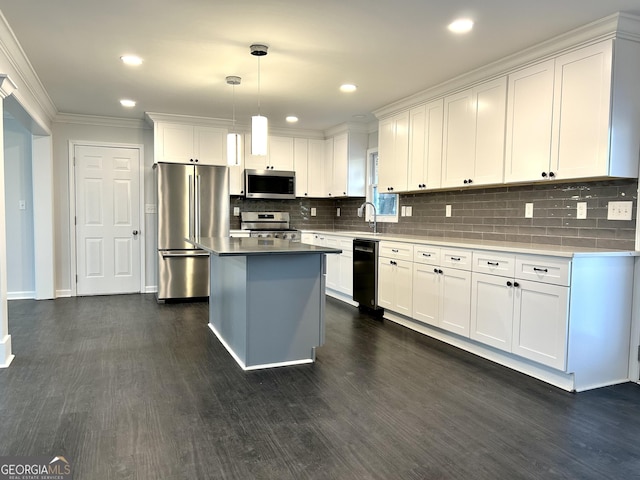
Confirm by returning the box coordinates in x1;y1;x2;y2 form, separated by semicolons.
3;116;34;298
51;119;155;295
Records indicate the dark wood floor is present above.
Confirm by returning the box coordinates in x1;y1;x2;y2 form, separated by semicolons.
1;295;639;479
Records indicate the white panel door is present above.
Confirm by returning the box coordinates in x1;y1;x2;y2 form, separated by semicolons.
75;145;141;295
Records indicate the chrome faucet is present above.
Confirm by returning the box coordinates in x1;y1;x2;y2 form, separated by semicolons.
358;201;377;234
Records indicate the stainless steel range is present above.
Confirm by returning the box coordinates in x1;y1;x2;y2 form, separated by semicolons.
240;212;300;241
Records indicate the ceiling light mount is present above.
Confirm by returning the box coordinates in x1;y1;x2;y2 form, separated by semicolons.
250;44;269;56
226;75;241;86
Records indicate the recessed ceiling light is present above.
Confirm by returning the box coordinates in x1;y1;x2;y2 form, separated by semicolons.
120;55;143;66
448;18;474;34
120;99;136;107
340;84;357;93
286;116;299;123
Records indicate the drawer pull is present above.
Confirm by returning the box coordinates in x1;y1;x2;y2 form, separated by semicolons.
392;249;399;253
533;267;548;273
450;257;461;261
422;253;431;257
487;261;499;266
390;260;397;266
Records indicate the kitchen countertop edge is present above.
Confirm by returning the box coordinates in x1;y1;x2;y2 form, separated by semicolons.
188;236;342;256
300;230;639;258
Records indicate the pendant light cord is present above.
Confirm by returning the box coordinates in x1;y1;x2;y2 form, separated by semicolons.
257;55;261;115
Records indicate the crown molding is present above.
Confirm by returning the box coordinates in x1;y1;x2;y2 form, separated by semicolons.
374;12;640;120
55;113;148;129
0;10;57;124
324;121;370;138
0;74;16;99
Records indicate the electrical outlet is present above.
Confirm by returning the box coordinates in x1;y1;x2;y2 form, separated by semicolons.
525;203;534;218
406;206;412;217
401;206;407;217
445;205;452;217
607;201;633;220
233;206;240;216
576;202;587;220
336;207;340;217
311;207;317;217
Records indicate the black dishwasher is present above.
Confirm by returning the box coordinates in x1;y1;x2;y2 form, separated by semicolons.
353;238;384;315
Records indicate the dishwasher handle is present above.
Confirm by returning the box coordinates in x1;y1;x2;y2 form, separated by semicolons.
161;250;210;258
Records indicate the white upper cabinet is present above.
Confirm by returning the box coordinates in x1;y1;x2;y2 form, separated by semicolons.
378;111;409;193
244;135;295;171
408;100;443;191
326;131;367;197
441;77;507;188
154;122;227;166
505;60;555;183
294;138;325;198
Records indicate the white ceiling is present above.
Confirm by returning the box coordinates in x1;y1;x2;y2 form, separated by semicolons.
1;1;640;132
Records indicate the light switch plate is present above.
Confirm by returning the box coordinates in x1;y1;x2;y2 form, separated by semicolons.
18;200;26;210
311;207;317;217
336;207;340;217
576;202;587;220
607;201;633;220
525;203;534;218
145;204;157;214
406;206;413;217
445;205;452;217
401;206;407;217
233;206;240;216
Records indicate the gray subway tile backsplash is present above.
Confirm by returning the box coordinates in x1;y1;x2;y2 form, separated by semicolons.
230;179;638;250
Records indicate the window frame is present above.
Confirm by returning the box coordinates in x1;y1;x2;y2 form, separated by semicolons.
366;147;399;223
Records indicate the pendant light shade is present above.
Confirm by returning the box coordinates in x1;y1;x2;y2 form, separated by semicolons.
226;75;242;166
251;115;268;156
250;44;269;156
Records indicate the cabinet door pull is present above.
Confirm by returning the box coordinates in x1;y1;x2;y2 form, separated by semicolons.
541;172;548;178
487;261;499;266
549;172;555;178
533;267;548;273
433;268;439;273
514;282;520;287
438;269;443;274
450;257;461;261
506;281;512;287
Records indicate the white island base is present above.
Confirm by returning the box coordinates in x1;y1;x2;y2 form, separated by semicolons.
207;246;331;371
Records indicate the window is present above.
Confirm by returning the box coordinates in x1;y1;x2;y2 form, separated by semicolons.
366;148;398;222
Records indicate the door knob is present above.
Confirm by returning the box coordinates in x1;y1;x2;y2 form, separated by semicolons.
133;230;139;236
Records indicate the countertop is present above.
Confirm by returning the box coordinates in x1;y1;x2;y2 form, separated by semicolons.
188;237;342;256
300;230;639;258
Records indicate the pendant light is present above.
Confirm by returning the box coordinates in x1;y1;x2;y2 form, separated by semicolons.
250;44;269;156
226;75;242;166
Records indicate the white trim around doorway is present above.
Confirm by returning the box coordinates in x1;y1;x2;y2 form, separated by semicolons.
67;140;145;297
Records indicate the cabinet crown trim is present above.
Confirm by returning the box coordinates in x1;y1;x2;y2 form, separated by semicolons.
374;12;640;119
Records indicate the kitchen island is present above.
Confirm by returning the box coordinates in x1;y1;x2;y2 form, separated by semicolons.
189;237;341;370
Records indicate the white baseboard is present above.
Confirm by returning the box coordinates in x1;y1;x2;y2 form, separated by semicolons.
145;285;157;294
55;289;72;298
7;291;36;300
0;335;13;368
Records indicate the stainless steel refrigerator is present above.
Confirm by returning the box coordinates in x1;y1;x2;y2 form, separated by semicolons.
154;162;230;302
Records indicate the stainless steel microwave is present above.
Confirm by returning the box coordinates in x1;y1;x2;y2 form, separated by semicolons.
244;169;296;199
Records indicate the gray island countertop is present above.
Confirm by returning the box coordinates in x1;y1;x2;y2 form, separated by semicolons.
189;236;342;256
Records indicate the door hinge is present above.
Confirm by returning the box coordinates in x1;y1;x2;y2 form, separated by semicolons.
75;274;78;283
637;345;640;362
74;216;77;225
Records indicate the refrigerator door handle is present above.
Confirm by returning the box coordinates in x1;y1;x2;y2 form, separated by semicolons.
195;174;201;239
188;174;194;239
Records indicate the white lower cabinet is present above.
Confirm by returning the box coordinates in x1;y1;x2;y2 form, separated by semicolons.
439;267;472;337
470;272;515;351
512;279;569;370
378;257;413;316
310;234;353;298
412;262;440;326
